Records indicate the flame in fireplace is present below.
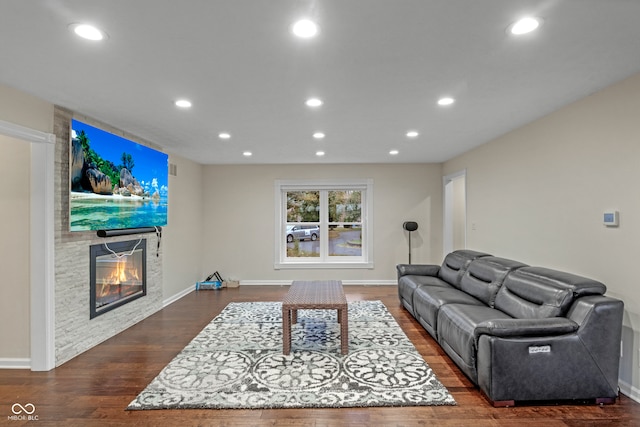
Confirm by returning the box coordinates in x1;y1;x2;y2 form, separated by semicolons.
98;257;142;299
105;258;140;285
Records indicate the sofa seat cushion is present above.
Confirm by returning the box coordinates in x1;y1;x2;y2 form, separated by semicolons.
400;274;452;289
398;275;452;314
437;303;512;382
413;285;484;339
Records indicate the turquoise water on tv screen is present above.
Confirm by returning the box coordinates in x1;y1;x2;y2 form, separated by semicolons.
69;194;168;231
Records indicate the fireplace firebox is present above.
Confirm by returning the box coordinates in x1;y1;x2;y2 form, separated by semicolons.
90;239;147;319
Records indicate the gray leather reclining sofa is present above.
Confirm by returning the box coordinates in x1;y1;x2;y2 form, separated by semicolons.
397;249;624;406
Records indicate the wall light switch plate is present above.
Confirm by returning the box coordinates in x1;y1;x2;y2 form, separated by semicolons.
603;211;619;227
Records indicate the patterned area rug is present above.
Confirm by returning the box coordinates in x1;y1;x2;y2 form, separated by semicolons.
127;300;455;409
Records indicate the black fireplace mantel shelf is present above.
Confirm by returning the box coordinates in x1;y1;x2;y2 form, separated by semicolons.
97;227;161;238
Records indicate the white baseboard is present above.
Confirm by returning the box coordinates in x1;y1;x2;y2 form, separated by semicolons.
162;284;196;308
0;358;31;369
619;380;640;404
342;280;396;285
239;280;291;286
239;280;396;286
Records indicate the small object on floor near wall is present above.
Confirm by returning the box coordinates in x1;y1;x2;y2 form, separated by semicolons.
196;281;222;290
223;280;240;288
196;271;224;290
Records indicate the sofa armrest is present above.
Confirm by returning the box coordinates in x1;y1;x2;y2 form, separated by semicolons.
475;317;579;340
396;264;440;278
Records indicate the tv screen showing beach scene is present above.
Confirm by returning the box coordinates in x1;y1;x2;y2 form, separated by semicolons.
69;119;168;231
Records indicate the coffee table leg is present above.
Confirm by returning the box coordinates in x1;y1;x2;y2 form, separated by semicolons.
339;307;348;355
283;307;291;355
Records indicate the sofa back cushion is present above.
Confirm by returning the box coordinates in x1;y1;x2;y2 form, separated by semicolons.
494;266;607;319
438;249;491;289
460;257;527;307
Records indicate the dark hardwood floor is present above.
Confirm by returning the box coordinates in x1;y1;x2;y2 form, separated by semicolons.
2;285;639;426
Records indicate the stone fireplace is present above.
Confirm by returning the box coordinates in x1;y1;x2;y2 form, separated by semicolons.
54;106;163;367
90;239;147;319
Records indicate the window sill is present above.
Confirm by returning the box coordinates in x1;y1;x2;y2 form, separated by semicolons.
274;261;374;270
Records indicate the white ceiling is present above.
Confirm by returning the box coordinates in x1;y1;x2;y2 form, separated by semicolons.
2;0;640;165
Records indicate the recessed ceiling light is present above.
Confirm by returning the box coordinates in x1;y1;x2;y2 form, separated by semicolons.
306;98;323;108
243;151;252;157
389;150;399;155
316;151;325;157
70;23;107;41
437;97;455;106
175;99;192;108
313;132;325;139
406;131;419;138
292;19;319;38
218;132;231;139
509;17;541;35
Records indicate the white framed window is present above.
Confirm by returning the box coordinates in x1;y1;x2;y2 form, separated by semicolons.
274;179;373;269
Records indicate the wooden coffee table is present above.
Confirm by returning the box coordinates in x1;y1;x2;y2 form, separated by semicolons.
282;280;348;355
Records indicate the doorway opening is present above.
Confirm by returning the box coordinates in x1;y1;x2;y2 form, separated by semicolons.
443;170;466;254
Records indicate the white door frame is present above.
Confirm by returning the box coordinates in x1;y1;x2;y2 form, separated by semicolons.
443;170;466;255
0;119;56;371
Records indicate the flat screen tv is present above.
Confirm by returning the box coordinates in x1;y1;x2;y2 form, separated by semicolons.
69;119;168;232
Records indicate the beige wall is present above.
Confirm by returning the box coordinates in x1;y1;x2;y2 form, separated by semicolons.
0;136;32;359
162;154;204;298
444;71;640;397
0;85;53;363
201;164;443;282
0;85;54;131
